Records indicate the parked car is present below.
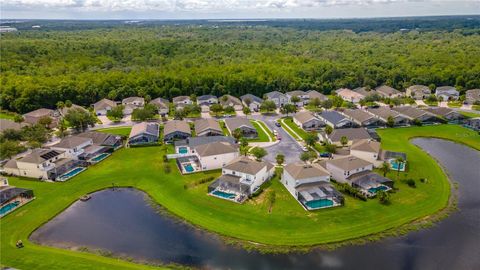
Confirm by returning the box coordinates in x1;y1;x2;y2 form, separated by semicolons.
319;152;332;158
275;122;281;127
276;134;282;140
273;130;278;135
301;146;308;152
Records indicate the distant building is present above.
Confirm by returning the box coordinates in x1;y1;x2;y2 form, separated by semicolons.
317;110;353;129
0;119;29;133
341;109;384;127
322;127;373;146
122;97;145;115
366;107;409;126
50;136;94;159
435;86;459;101
391;106;438;123
164;120;191;142
23;108;58;128
197;95;218;106
465;89;480;105
149;98;169;116
264;91;288;107
224;117;258;138
336;88;365;103
293;111;324;131
93;98;117;116
306;90;328;102
375;85;404;98
172;96;193;105
194;118;223;137
286;90;309;106
241;94;263;112
406;85;431;100
423;107;464;121
58;104;87;117
219;95;243;111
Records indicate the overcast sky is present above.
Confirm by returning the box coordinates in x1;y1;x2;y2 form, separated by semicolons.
1;0;479;20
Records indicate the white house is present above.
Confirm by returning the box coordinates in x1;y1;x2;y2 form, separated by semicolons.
241;94;263;112
336;88;365;103
282;162;343;210
122;97;145;115
293;111;324;131
197;95;218;106
435;86;459;101
349;139;382;166
50;136;93;159
286;90;309;106
173;96;193;105
325;155;374;183
93;98;117;116
195;141;239;171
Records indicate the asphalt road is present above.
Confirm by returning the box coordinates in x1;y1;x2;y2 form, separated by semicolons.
252;114;303;164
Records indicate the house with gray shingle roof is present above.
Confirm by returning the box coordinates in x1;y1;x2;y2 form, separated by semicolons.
224;117;258;138
219;95;243;111
50;136;93;159
23;108;58;128
317;110;353;128
194;118;223;137
391;106;438;123
366;107;409;126
326;155;373;183
78;131;123;150
349;139;382;166
149;97;169;116
435;86;459;101
241;94;263;111
323;127;373;146
264;91;289;107
128;122;159;145
336;88;365;103
197;95;218;106
122;97;145;115
340;109;384;127
208;156;274;202
282;162;343;210
352;87;377;97
375;85;404;98
406;85;431;100
465;89;480;105
423;107;463;121
93;98;117;116
172;96;192;105
293;111;324;131
164;120;191;142
306;90;328;102
286;90;309;106
0;119;29;133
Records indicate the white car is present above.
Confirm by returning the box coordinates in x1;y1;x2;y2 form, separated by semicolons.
273;130;278;135
301;146;308;152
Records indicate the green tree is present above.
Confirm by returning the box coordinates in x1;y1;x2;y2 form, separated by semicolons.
290;95;301;104
239;137;249;156
107;105;124;121
340;136;349;147
38;116;52;129
251;147;267;161
56;101;65;109
64;108;96;132
300;151;315;163
242;106;251;115
13;114;24;123
232;128;243;141
260;100;277;113
377;190;390;204
224;106;235;114
387;116;395;128
309;98;321;108
324;143;336;154
324;125;333;135
210;104;223;116
65;100;73;107
305;133;318;148
380;162;391;177
280;104;297;116
0;140;25;159
275;153;285;165
57;119;69;138
394;157;405;180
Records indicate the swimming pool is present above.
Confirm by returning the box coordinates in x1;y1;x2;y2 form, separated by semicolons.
90;153;110;162
304;199;334;209
183;164;194;173
0;201;20;216
57;167;86;181
368;185;388;194
178;147;188;154
212;190;236;199
390;160;405;171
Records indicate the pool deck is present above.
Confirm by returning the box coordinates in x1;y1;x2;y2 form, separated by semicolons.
208;190;246;204
57;167;87;182
0;197;35;218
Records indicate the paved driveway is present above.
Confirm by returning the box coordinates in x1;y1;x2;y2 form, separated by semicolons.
252;114;303;164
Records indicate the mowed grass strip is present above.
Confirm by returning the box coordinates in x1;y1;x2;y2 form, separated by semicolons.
97;127;132;137
1;125;479;270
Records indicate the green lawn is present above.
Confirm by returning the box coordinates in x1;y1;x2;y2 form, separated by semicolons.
0;112;16;120
423;100;438;106
256;120;276;142
472;105;480;111
219;120;231;136
459;111;480;119
248;120;273;142
96;127;132;137
447;101;462;108
281;117;310;140
1;125;479;270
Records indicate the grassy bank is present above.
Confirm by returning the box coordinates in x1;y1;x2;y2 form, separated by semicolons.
1;125;479;270
97;127;132;137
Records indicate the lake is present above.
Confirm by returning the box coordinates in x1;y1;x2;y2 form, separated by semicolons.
30;138;480;269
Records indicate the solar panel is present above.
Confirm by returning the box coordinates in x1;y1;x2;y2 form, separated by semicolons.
40;150;60;160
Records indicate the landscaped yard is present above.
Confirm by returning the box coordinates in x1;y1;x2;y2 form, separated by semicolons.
447;101;462;108
280;117;311;140
249;120;274;142
459;111;480;119
97;127;132;137
1;125;479;270
0;111;16;120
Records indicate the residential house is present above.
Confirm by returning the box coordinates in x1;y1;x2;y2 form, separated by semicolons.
174;136;236;155
293;111;324;131
381;151;407;172
3;148;84;180
224;117;258;138
435;86;459;101
50;136;93;159
336;88;365;103
325;155;373;183
348;171;394;197
93;98;117;116
423;107;464;121
164;120;191;142
23;108;58;128
286;90;309;106
0;184;34;217
464;117;480;131
282;162;343;210
177;140;239;174
465;89;480;105
122;97;145;115
197;95;218;106
264;91;289;107
194;118;223;137
349;139;382;166
392;106;438;123
306;90;328;102
317;110;353;129
406;85;431;100
128;122;159;145
341;109;384;127
59;104;87;117
375;85;404;98
322;128;373;146
241;94;263;112
149;97;170;116
366;107;409;126
78;131;123;150
352;87;377;98
0;119;28;133
208;156;274;203
172;96;192;106
219;95;243;111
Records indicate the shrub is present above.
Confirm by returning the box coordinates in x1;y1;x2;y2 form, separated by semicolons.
162;154;168;163
378;190;391;204
403;178;416;188
183;176;215;189
334;182;367;201
163;163;171;174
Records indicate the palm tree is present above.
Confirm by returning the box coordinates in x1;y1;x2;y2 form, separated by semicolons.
340;136;348;147
380;162;391;177
394;157;404;180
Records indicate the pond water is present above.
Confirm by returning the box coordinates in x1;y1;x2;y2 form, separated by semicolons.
30;138;480;269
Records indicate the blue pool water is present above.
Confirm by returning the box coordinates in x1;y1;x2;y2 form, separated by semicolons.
184;164;194;173
304;199;334;209
91;153;109;162
178;147;188;154
390;160;405;171
212;190;235;199
0;201;20;216
58;167;86;181
368;185;388;194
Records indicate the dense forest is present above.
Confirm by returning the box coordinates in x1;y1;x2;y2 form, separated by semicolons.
1;18;480;113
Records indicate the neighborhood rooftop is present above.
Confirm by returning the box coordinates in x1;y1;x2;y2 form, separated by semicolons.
223;156;272;175
129;122;159;138
52;136;91;149
164;120;191;136
327;155;372;171
194;141;237;157
284;162;330;180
